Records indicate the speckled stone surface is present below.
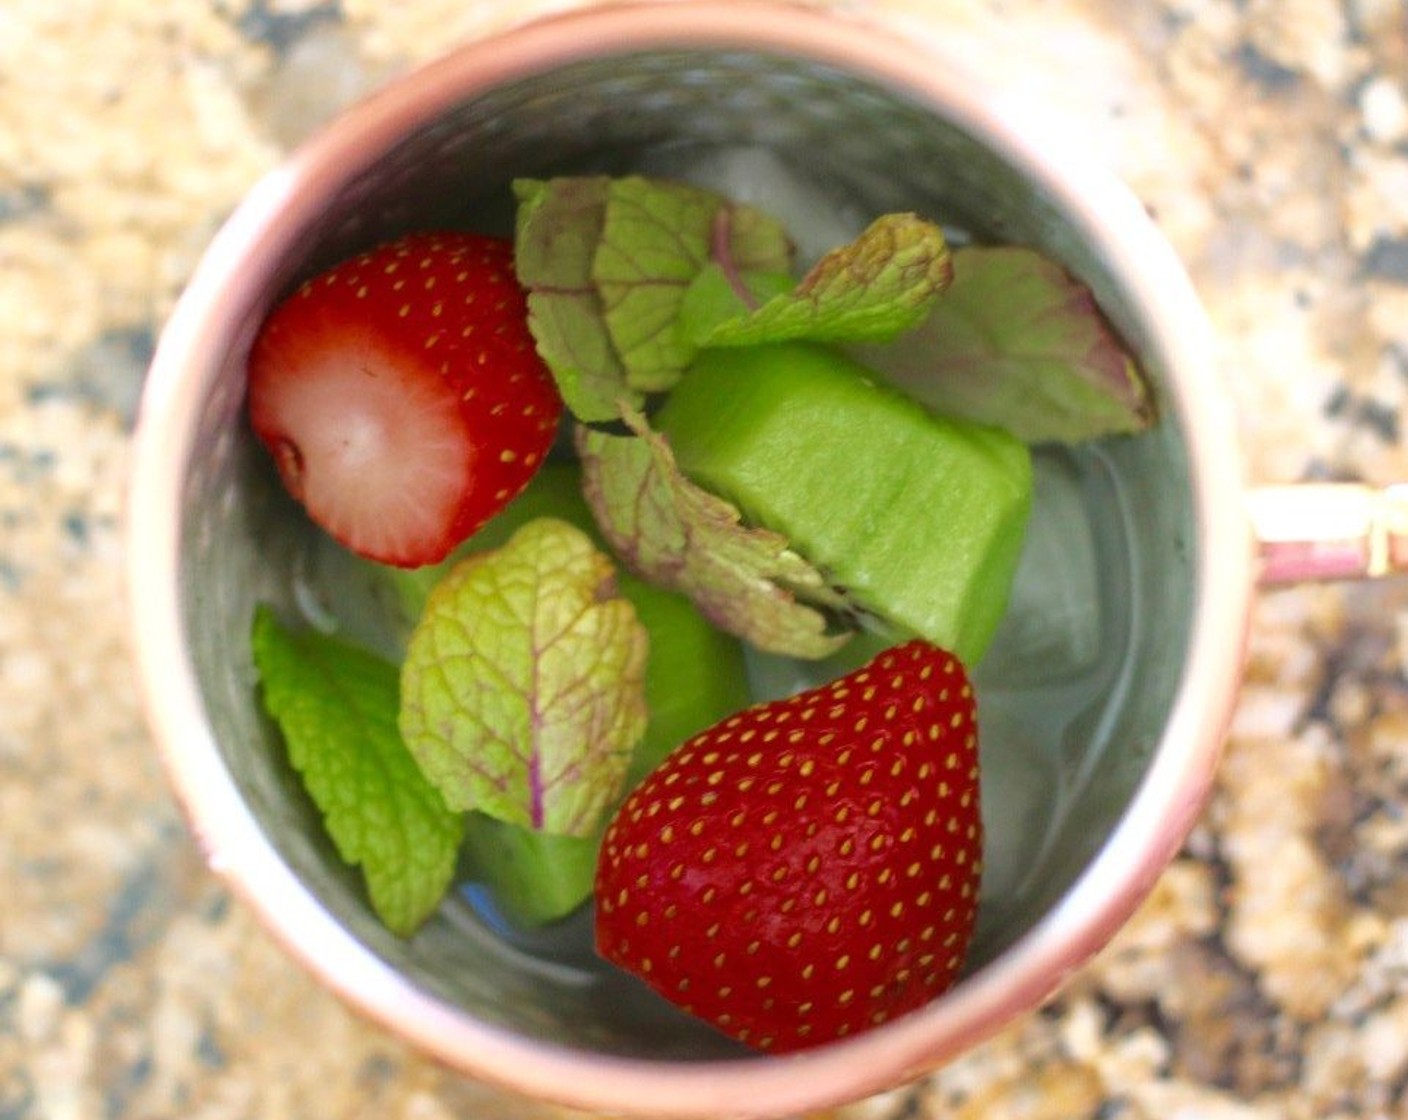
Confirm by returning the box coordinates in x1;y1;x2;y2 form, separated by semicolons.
4;0;1408;1117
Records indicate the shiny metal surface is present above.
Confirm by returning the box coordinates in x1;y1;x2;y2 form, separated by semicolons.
126;3;1255;1116
1249;482;1408;584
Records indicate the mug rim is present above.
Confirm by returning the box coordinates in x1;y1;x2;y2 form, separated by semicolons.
126;2;1256;1115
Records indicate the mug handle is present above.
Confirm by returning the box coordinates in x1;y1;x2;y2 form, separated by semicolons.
1248;483;1408;584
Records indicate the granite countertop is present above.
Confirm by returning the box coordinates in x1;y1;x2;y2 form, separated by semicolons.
4;0;1408;1117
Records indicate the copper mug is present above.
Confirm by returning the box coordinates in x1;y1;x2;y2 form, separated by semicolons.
126;3;1381;1115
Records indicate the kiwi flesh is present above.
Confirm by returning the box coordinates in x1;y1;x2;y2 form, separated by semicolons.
655;342;1033;667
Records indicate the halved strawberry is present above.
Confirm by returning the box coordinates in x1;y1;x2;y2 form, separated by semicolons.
247;232;562;567
595;640;982;1053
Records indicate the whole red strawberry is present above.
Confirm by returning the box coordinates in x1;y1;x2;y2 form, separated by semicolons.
247;232;562;568
595;640;982;1053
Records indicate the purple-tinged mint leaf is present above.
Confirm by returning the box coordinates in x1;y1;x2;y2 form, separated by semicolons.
855;245;1154;444
575;407;851;661
513;177;633;423
398;518;648;838
680;213;952;348
591;176;793;392
514;175;793;421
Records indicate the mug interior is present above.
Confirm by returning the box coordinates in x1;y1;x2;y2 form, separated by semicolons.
146;7;1233;1097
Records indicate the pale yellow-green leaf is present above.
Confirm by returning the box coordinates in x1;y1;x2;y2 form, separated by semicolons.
399;518;649;837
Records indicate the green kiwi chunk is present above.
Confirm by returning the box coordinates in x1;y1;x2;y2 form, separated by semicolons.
656;342;1033;666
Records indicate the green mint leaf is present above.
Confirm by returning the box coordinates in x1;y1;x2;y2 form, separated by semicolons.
591;175;792;391
513;177;633;423
855;245;1154;443
250;606;462;936
399;517;648;837
575;406;851;660
680;213;952;348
